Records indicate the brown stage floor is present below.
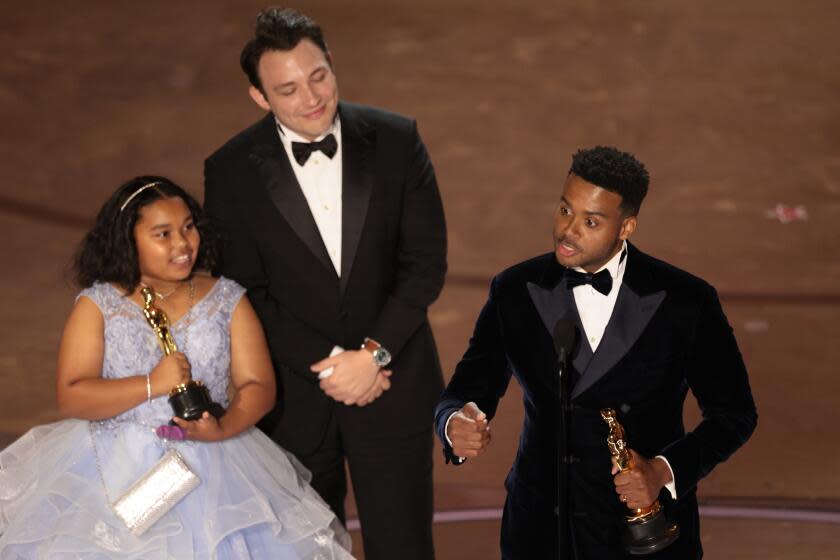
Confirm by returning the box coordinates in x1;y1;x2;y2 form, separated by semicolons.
1;1;839;558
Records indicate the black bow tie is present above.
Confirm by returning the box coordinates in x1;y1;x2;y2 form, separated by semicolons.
565;268;613;296
291;134;338;165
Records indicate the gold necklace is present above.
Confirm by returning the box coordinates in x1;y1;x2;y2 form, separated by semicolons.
140;280;186;300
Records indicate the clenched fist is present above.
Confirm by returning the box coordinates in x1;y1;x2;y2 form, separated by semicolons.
446;402;492;458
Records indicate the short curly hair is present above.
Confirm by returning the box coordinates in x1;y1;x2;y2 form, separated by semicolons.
73;176;218;293
569;146;649;215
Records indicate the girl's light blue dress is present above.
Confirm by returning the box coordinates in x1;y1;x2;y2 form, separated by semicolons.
0;278;353;559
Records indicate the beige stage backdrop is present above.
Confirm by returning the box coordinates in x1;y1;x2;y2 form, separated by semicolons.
1;1;839;558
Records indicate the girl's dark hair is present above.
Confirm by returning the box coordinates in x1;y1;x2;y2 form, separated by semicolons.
73;175;218;292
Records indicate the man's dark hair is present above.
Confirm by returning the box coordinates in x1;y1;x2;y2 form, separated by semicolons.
73;176;219;293
569;146;649;215
240;7;329;91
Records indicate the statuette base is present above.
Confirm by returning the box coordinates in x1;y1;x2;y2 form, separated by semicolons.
623;511;680;556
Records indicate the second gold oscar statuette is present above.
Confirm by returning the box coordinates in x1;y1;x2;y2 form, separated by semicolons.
601;408;679;555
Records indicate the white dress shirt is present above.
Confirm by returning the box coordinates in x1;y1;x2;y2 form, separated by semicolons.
276;118;343;276
277;118;346;377
447;241;677;498
571;241;627;352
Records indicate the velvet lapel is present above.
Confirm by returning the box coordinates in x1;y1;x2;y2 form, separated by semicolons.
338;104;375;296
249;114;336;277
570;244;666;399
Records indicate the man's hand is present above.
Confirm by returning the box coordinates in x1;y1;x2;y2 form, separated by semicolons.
311;349;379;405
446;402;492;458
356;370;393;407
611;449;673;510
172;411;226;442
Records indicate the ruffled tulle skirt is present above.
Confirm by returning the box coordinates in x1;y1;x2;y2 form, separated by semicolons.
0;420;353;559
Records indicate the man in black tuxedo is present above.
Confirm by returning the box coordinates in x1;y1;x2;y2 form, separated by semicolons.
204;8;446;559
435;146;757;559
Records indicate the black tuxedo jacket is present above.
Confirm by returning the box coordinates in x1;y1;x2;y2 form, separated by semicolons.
205;102;446;455
435;244;757;559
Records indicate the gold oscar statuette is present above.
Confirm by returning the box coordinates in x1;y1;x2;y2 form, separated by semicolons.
601;408;679;555
141;287;214;421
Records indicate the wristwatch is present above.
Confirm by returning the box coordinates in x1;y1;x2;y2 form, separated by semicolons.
361;337;392;368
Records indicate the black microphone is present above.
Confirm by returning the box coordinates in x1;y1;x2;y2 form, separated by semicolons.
554;318;577;558
553;319;576;368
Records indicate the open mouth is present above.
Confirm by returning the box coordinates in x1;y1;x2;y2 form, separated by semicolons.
556;241;580;257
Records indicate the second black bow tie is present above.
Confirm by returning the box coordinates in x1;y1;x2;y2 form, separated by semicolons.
292;134;338;165
565;268;613;296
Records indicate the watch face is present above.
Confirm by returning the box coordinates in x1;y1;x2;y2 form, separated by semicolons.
373;348;391;367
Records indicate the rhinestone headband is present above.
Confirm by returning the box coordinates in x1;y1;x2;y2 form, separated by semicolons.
119;182;161;212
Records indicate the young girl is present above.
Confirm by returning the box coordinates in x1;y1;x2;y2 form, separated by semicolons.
0;176;354;559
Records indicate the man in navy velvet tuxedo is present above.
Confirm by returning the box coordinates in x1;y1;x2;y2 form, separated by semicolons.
435;146;757;559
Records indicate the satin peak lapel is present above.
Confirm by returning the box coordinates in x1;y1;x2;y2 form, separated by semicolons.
250;121;335;276
526;281;573;340
526;280;571;391
339;110;375;296
570;283;665;398
527;278;592;392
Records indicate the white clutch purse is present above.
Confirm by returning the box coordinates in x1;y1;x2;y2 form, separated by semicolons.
90;425;200;537
111;449;200;536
